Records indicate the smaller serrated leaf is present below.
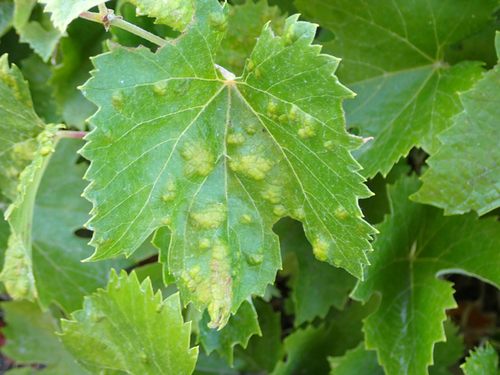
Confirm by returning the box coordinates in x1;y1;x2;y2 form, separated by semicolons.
127;0;194;31
1;300;90;374
38;0;109;32
198;299;261;366
0;1;14;37
61;270;198;375
14;0;63;62
276;217;356;326
234;298;284;373
461;343;499;375
329;343;384;375
430;319;465;375
413;32;500;216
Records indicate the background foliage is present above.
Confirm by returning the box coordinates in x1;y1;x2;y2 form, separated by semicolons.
0;0;500;374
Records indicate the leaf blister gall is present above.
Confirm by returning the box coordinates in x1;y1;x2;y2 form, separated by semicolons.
180;141;215;177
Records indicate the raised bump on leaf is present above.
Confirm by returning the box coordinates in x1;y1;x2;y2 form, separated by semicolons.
180;141;215;177
229;154;274;180
189;203;227;229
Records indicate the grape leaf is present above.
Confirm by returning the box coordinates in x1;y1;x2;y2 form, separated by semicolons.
32;138;134;313
461;343;499;375
352;175;500;375
276;217;356;326
234;298;284;373
329;343;384;375
429;319;465;375
80;0;374;328
0;53;45;202
412;32;500;216
14;0;63;62
20;54;61;124
1;300;90;374
127;0;194;32
38;0;109;32
0;122;61;301
49;18;104;130
61;270;198;375
216;0;286;76
198;299;261;366
0;1;14;38
294;0;496;177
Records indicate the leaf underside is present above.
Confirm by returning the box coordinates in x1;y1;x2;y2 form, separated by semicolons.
80;0;373;328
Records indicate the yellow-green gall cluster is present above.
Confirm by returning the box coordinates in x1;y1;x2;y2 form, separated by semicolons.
229;154;274;180
0;235;35;300
153;80;168;96
111;90;124;111
312;236;330;261
190;203;227;229
261;185;282;204
227;133;246;145
161;178;177;202
180;141;215;177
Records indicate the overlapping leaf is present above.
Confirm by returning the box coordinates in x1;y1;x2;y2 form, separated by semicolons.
127;0;194;31
32;139;134;313
198;299;261;366
413;32;500;215
0;54;45;202
80;0;374;328
329;343;383;375
352;176;500;375
61;270;198;374
1;300;90;374
294;0;497;177
216;0;286;76
276;217;356;325
14;0;63;62
38;0;109;31
461;343;499;375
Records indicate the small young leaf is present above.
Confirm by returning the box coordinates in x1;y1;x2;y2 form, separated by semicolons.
461;343;499;375
429;319;465;375
413;32;500;216
61;270;198;374
1;300;90;374
80;0;373;328
295;0;495;177
352;176;500;375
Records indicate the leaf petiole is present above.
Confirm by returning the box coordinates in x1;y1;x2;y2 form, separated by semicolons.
79;8;167;47
55;131;89;139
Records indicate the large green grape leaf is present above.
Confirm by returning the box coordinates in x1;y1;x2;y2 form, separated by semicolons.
216;0;286;76
1;300;90;374
461;343;499;375
276;217;356;326
198;299;261;366
61;270;198;374
38;0;109;31
32;138;135;313
14;0;63;62
412;32;500;216
294;0;496;178
352;176;500;375
127;0;194;32
80;0;374;328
